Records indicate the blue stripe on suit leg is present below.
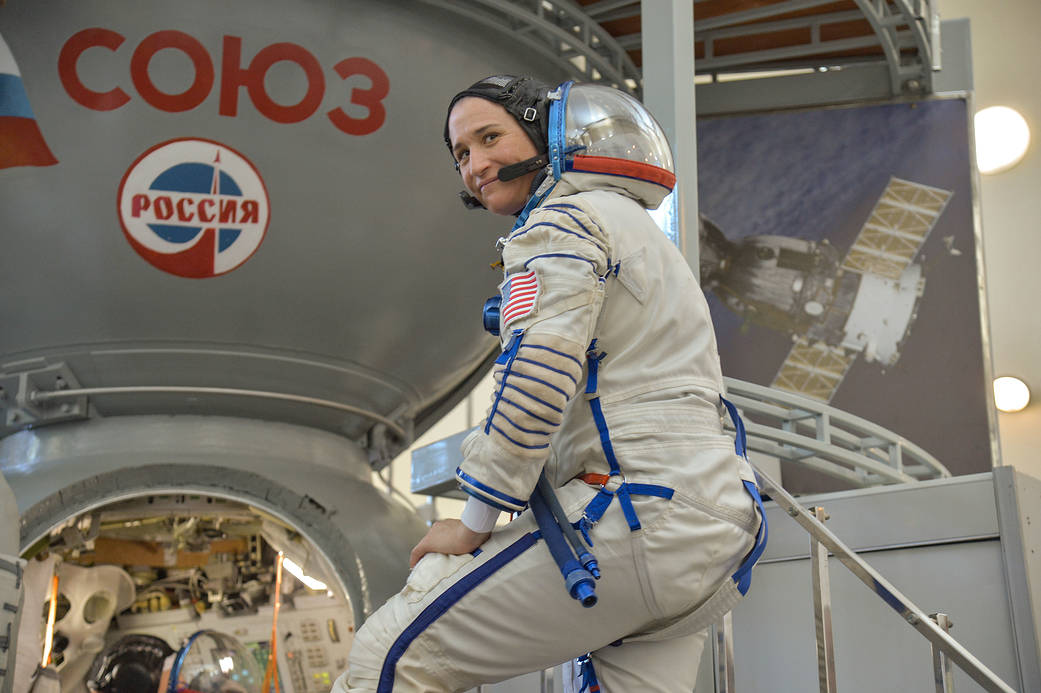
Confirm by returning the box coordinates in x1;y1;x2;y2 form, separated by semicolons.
377;533;539;691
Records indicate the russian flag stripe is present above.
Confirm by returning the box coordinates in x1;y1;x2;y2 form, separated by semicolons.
0;116;58;168
0;74;33;118
0;32;58;169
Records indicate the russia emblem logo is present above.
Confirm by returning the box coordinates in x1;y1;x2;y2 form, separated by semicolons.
117;138;270;278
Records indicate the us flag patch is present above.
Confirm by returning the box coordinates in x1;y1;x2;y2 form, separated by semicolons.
501;269;539;328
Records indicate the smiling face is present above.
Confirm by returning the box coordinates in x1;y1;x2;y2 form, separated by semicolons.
447;97;541;216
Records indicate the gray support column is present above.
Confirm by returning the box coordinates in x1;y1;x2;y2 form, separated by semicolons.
641;0;699;275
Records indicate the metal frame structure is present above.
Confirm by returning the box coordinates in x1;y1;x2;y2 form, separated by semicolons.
722;377;950;487
682;0;939;94
422;1;941;102
415;0;641;92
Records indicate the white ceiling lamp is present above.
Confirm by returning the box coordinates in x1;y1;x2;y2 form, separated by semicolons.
993;376;1031;413
975;106;1031;174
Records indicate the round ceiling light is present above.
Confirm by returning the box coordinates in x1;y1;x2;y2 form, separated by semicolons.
975;106;1031;174
993;376;1031;413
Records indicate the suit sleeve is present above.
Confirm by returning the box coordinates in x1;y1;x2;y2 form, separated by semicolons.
456;199;610;511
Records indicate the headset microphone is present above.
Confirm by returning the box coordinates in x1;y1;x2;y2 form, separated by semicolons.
497;154;549;182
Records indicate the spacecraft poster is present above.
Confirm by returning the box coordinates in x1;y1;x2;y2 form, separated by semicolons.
696;98;992;491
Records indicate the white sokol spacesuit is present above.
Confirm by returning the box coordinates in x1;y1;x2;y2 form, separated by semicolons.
336;79;765;693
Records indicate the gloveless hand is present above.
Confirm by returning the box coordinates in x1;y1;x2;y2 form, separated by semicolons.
409;519;492;568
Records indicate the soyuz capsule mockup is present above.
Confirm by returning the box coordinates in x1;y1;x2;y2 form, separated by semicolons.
699;177;953;402
0;1;569;690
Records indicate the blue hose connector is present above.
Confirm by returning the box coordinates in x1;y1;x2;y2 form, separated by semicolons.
482;296;501;336
565;569;598;608
578;552;601;580
530;482;599;608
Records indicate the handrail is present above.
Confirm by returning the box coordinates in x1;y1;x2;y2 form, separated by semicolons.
722;377;951;487
753;463;1016;692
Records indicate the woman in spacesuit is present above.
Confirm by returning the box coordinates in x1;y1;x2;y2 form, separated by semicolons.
335;76;766;693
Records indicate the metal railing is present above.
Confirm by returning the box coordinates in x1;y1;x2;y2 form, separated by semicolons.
712;462;1016;693
722;377;951;488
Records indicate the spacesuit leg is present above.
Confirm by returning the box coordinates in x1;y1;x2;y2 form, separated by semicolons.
334;480;682;693
590;630;708;693
335;472;757;693
578;443;760;693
